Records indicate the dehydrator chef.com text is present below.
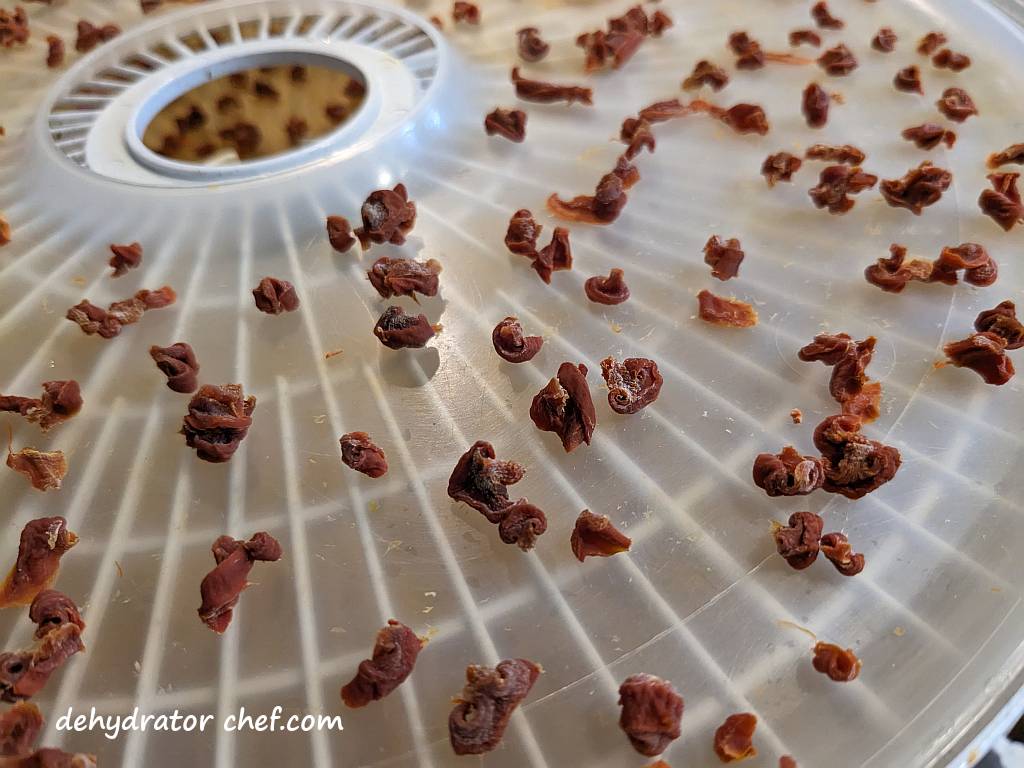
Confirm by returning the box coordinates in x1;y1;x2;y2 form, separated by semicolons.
56;706;345;740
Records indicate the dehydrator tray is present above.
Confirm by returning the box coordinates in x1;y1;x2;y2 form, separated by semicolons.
2;0;1024;765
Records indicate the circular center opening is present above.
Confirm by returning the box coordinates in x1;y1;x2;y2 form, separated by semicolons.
139;56;366;165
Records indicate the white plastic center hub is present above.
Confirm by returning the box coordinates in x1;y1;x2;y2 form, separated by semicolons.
122;48;374;183
37;0;444;187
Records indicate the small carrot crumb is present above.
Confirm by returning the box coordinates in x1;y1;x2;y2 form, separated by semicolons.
776;618;818;640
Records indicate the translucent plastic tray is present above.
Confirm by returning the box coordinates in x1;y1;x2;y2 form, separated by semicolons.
1;0;1023;765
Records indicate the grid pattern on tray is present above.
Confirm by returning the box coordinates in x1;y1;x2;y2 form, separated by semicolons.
1;0;1024;766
